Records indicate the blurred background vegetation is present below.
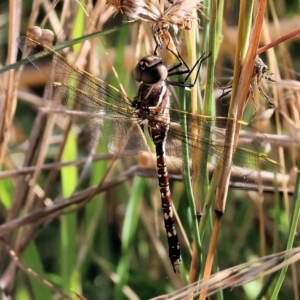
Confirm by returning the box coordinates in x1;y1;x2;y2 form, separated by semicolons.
0;0;300;299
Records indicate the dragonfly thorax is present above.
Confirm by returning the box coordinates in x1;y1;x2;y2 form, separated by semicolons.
134;55;168;85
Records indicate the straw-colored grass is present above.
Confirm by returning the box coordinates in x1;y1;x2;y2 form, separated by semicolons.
0;0;300;299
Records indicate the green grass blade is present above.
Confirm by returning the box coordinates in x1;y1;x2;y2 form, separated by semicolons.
21;241;52;300
271;152;300;299
60;129;78;295
179;87;202;275
114;176;145;299
0;175;14;209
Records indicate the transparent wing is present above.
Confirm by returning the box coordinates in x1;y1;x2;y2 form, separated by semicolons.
18;36;147;154
166;110;284;186
18;36;283;187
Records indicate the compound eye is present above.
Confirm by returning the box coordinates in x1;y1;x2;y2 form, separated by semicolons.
133;55;168;85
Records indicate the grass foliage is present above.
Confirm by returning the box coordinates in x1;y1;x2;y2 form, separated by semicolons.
0;0;300;299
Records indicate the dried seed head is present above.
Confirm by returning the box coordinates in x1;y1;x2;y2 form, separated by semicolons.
107;0;205;38
107;0;144;20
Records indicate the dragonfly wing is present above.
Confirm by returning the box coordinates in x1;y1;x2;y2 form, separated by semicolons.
18;36;148;154
99;117;148;155
167;112;284;187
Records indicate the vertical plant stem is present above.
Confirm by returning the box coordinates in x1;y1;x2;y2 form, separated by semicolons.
188;1;205;283
197;0;219;211
60;130;78;295
201;1;265;299
271;153;300;298
114;176;145;300
180;87;202;278
198;0;218;253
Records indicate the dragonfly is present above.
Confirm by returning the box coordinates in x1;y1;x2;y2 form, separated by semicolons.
18;33;283;273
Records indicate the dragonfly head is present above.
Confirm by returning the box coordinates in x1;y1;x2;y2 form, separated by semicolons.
134;55;168;85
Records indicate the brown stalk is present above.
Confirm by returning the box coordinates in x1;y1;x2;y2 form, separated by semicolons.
257;28;300;55
151;247;300;299
0;0;22;277
2;0;114;283
200;1;267;298
0;239;73;299
0;165;143;238
0;0;20;161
